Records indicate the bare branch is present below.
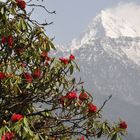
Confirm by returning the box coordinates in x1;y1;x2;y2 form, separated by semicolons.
27;4;56;14
98;95;112;112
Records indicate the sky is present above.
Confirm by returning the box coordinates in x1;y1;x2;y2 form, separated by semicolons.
1;0;140;45
0;0;140;45
30;0;140;45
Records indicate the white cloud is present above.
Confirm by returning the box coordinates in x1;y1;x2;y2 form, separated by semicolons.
106;2;140;35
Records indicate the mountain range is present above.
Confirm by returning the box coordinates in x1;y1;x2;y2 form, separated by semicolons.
53;9;140;139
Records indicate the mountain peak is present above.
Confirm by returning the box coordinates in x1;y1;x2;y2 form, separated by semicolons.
84;10;140;40
70;10;140;52
100;10;139;38
82;10;140;41
69;9;139;51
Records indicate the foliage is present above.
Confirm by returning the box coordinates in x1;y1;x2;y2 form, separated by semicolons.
0;0;127;139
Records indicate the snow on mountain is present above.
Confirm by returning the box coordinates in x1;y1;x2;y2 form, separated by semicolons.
80;10;139;42
53;7;140;138
67;10;140;66
54;8;140;106
101;10;139;38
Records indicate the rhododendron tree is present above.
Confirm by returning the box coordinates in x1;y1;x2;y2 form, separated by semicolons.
0;0;127;139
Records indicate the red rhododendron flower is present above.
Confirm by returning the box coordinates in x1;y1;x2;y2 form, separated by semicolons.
88;103;97;113
16;0;26;10
0;72;6;79
46;56;51;61
119;121;127;129
79;92;88;101
1;132;15;140
69;54;75;61
23;72;32;83
80;136;85;140
7;35;13;48
59;57;69;65
67;91;78;99
32;68;42;78
41;50;48;58
11;113;23;122
1;36;6;44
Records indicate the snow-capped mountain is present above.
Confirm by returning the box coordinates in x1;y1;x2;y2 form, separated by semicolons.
68;11;140;66
55;10;140;105
53;9;140;138
68;37;140;109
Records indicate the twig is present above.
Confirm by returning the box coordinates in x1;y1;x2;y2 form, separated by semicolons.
98;95;112;112
27;4;56;14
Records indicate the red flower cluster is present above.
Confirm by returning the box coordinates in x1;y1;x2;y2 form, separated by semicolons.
59;54;75;65
1;36;13;48
11;113;23;122
69;54;75;61
16;0;26;10
32;68;42;78
59;57;69;65
60;91;97;114
23;72;32;83
119;121;127;129
41;50;48;58
79;92;89;101
1;132;15;140
67;91;78;99
8;36;13;47
60;91;78;106
1;36;6;44
23;69;42;82
0;72;6;80
88;103;97;113
41;50;51;65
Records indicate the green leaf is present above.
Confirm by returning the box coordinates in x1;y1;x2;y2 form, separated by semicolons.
117;135;122;140
18;18;28;31
23;117;29;128
34;134;40;140
72;78;75;84
45;42;50;51
21;18;28;31
23;126;28;133
49;41;56;50
111;133;117;140
97;128;103;138
5;126;10;132
39;135;45;140
69;64;74;75
1;7;5;15
28;129;34;137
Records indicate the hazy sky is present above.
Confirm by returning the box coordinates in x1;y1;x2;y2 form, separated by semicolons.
31;0;140;45
9;0;137;44
2;0;140;44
